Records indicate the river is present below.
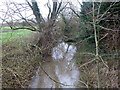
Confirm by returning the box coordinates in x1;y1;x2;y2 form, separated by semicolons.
29;42;80;88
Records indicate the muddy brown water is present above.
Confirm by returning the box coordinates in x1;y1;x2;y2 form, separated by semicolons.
29;42;80;88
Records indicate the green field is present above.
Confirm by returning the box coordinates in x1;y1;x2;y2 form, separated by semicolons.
0;27;33;43
1;26;11;31
1;26;26;31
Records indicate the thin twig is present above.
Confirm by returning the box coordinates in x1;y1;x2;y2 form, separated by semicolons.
79;52;96;56
98;33;108;42
98;56;109;68
39;63;74;87
78;57;97;68
97;25;120;31
97;2;116;23
78;80;89;88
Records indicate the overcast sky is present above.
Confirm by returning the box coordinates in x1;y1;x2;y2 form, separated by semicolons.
0;0;83;23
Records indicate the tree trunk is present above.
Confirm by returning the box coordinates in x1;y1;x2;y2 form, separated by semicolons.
36;27;57;60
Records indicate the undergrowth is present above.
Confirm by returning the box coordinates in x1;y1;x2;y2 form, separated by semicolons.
2;33;41;88
75;40;119;88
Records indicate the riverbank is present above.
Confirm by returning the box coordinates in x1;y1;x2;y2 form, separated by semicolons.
2;32;41;88
2;31;119;88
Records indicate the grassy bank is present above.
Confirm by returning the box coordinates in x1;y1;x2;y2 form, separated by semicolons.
2;27;41;88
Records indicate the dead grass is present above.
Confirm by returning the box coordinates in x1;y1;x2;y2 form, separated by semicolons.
2;32;41;88
76;54;119;88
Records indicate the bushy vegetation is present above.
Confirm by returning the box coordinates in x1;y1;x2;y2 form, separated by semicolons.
2;30;40;88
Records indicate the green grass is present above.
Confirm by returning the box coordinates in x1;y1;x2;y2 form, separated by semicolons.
0;27;34;43
1;26;27;31
1;26;11;31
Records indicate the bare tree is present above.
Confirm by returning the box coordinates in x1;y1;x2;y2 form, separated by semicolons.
0;0;67;59
28;0;63;58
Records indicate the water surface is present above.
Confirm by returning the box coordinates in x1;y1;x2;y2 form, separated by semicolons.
30;42;80;88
